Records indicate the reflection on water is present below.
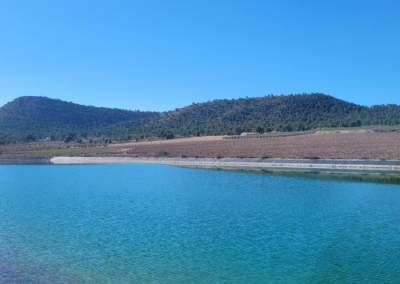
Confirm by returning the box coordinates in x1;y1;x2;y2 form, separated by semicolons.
280;171;400;185
193;167;400;185
250;170;400;185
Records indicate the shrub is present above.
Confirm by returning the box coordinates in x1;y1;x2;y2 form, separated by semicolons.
156;150;168;157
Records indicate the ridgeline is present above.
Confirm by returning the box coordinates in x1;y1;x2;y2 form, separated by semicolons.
0;93;399;144
0;96;158;144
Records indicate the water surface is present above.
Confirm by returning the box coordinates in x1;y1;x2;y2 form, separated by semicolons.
1;164;400;283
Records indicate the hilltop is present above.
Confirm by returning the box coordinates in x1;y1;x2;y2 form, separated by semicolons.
0;96;158;143
104;93;400;137
0;93;399;144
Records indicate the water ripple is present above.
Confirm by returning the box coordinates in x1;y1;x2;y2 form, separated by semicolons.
0;164;400;283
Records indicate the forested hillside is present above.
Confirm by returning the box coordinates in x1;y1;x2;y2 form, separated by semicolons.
0;94;399;144
0;96;158;143
104;93;400;137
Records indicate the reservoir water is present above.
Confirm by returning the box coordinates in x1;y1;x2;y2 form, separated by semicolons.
1;164;400;283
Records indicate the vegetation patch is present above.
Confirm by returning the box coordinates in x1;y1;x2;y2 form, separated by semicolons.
156;150;168;157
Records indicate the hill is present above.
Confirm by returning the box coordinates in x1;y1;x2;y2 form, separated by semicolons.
0;96;158;143
104;93;400;137
0;94;399;144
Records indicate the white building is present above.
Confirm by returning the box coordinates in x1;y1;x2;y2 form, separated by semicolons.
240;132;259;136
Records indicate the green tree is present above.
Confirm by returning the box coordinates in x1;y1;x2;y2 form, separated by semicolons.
234;126;242;135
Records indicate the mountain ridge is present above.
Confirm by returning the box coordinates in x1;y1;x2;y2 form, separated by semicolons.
0;94;399;144
0;96;158;143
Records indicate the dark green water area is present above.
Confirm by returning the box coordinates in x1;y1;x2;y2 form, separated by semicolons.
1;164;400;283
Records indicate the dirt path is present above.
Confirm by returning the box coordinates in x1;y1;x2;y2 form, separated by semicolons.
107;135;225;148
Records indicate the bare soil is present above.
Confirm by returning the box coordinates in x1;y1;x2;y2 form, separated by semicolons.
107;135;224;148
2;132;399;160
119;132;400;160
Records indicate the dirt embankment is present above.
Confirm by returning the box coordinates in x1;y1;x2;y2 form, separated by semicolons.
50;157;400;174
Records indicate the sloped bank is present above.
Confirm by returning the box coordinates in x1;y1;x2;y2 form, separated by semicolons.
51;157;400;175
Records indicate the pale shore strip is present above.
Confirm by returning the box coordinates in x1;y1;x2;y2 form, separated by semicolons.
51;157;400;174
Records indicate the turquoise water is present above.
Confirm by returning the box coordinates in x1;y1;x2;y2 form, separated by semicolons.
1;164;400;283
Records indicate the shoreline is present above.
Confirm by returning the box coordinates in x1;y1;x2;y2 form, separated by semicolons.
0;157;51;164
49;157;400;175
2;156;400;175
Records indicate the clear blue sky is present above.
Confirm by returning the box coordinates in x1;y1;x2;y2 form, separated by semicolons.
0;0;399;111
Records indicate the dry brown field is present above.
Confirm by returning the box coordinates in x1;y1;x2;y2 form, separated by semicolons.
107;135;224;148
118;132;400;160
1;132;399;160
